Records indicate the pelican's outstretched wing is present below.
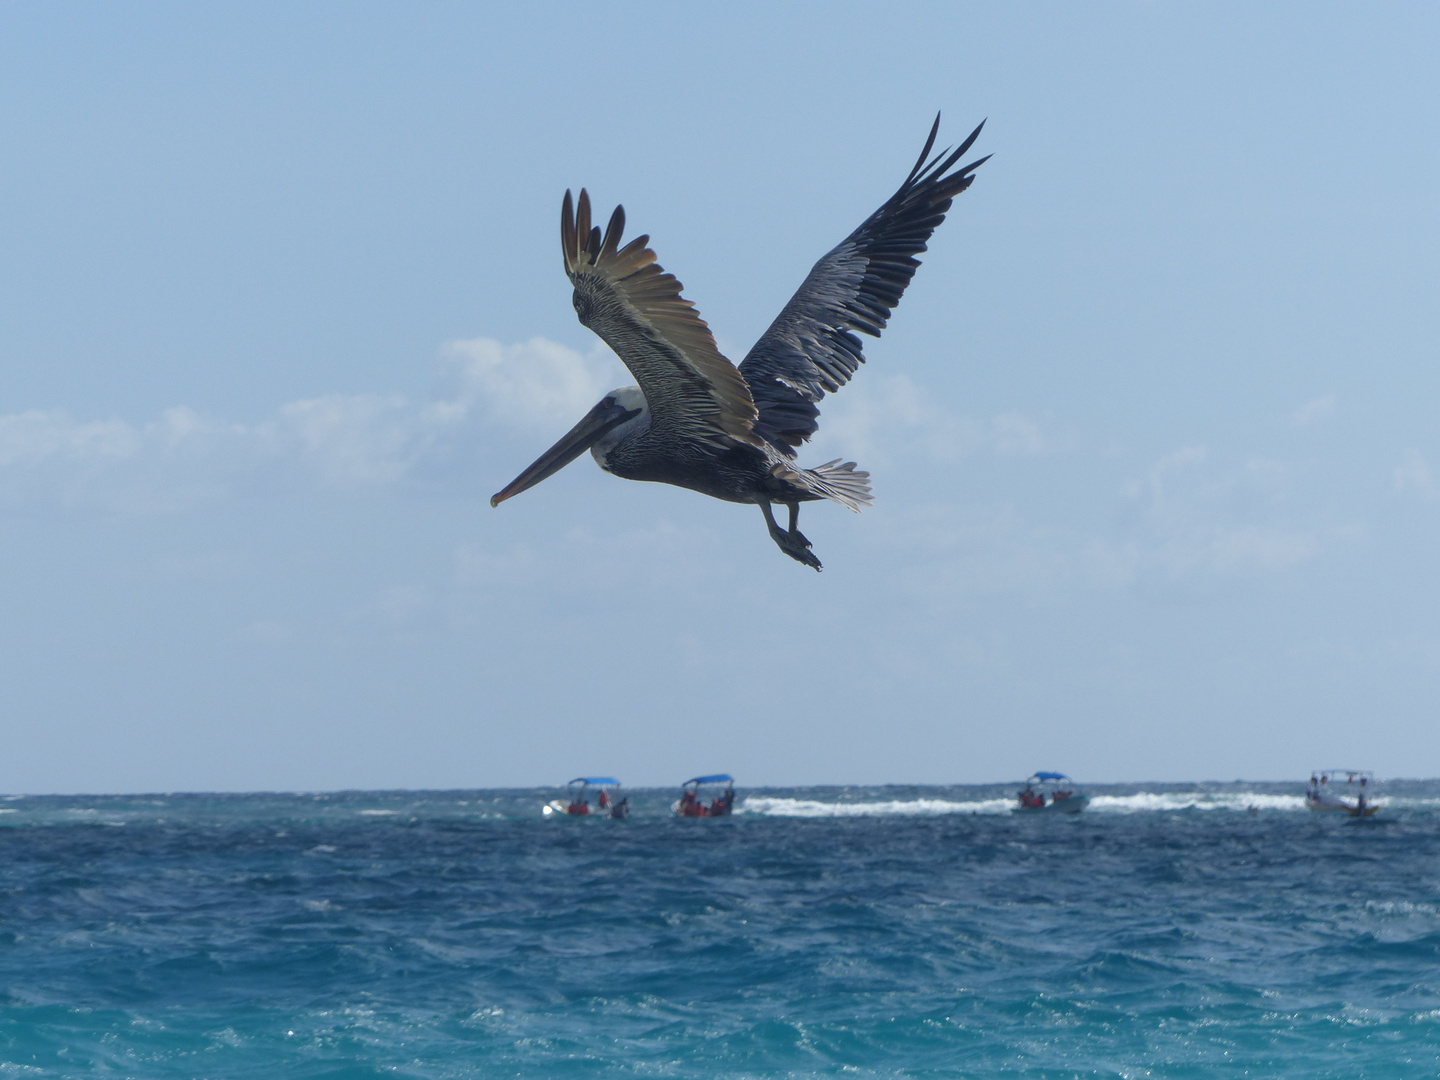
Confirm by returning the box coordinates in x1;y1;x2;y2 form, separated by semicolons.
738;116;989;454
562;190;759;448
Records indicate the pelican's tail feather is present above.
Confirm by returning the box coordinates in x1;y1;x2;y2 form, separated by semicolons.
805;459;873;512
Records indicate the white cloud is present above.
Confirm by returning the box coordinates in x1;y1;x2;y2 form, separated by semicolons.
840;444;1320;597
1121;446;1317;578
0;340;1334;595
0;406;240;512
864;488;1318;603
0;410;142;466
372;585;432;627
440;336;626;432
1392;449;1436;501
0;343;1051;516
808;373;1052;467
1291;393;1337;427
1126;444;1210;509
990;411;1047;457
0;337;623;513
861;502;1126;598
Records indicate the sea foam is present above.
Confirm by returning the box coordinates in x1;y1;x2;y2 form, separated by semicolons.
742;790;1313;817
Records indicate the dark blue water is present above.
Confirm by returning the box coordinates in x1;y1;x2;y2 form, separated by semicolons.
2;784;1438;1077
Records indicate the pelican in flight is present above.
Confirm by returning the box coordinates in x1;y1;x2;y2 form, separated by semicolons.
492;115;988;569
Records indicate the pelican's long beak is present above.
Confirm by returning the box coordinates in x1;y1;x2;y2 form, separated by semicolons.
490;397;639;507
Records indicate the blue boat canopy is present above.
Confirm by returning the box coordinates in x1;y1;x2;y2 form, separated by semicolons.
569;777;620;786
1030;772;1070;781
683;774;733;786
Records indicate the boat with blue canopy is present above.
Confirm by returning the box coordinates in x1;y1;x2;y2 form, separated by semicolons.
673;774;735;817
544;777;629;818
1013;772;1089;814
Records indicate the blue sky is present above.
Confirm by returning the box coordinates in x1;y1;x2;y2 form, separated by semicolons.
2;4;1438;792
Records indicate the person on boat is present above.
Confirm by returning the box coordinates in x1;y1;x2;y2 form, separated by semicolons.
678;789;705;816
709;788;734;816
597;789;611;810
566;799;589;815
610;796;630;819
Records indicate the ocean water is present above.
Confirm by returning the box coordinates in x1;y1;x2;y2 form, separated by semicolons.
2;782;1438;1078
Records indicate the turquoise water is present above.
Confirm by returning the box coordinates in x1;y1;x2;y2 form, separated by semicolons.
2;782;1438;1077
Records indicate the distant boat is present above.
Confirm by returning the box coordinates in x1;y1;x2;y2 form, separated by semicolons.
544;777;629;819
672;775;735;817
1306;770;1379;817
1012;772;1089;814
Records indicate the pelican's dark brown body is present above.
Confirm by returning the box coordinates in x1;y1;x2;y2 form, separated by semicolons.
600;433;826;506
492;115;989;569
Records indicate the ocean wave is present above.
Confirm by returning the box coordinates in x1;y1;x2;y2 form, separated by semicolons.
742;797;1015;817
1087;792;1308;813
4;785;1439;1076
1382;797;1440;809
741;791;1318;817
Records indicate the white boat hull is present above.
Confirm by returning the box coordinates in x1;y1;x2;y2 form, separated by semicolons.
1306;796;1379;817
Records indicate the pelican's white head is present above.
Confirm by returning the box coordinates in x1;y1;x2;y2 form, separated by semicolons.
590;386;650;471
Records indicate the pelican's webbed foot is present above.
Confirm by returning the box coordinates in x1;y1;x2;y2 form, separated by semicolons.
760;502;822;571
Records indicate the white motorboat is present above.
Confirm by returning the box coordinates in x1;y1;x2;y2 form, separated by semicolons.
543;777;629;819
1306;770;1379;817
